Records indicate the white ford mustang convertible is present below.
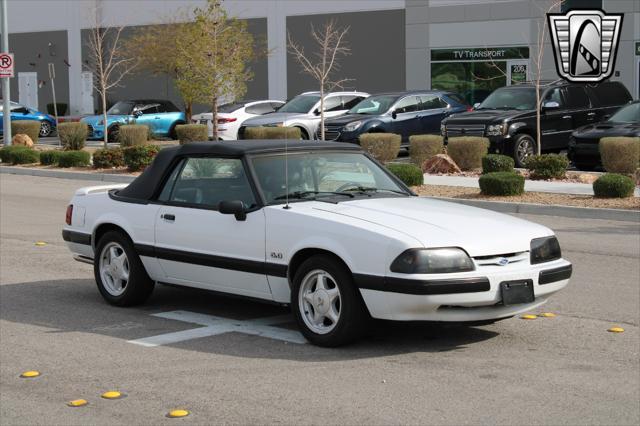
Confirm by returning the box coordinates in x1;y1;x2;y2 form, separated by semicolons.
63;140;571;346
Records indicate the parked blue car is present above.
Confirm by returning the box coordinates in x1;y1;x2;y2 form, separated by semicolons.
0;101;57;137
81;99;186;142
318;90;471;146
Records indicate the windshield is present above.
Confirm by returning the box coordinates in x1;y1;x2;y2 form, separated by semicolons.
107;101;135;115
348;95;398;115
251;152;408;204
277;95;321;114
478;87;536;110
608;103;639;123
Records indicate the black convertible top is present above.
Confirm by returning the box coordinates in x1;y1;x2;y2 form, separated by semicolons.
116;140;362;201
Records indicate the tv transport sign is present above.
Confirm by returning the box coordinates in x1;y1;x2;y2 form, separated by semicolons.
0;52;14;78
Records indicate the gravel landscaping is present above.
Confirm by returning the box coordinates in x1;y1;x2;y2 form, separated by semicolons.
413;184;640;210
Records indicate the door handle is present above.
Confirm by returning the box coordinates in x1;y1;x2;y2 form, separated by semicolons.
562;115;572;119
155;116;161;119
587;112;596;116
161;213;175;221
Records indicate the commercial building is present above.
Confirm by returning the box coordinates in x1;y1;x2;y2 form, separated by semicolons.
2;0;638;115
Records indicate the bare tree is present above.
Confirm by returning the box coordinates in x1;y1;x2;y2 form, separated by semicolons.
85;1;137;147
532;0;565;156
288;21;351;140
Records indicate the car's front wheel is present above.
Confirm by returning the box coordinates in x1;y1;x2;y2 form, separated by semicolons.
292;255;368;347
513;134;536;167
94;231;154;306
39;121;52;137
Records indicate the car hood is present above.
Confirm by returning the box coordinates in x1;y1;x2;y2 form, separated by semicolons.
311;197;552;256
242;112;309;126
445;109;528;124
324;114;379;126
573;122;640;139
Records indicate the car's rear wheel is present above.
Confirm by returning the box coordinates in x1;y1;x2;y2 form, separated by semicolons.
513;134;536;167
292;255;368;347
94;231;154;306
39;121;52;137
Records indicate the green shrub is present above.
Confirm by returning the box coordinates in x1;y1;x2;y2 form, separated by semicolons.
525;154;569;180
123;144;159;171
58;150;90;168
46;102;68;116
0;145;31;163
479;172;525;196
11;120;41;143
482;154;515;174
599;137;640;174
409;135;443;168
9;148;40;165
176;124;208;144
39;150;62;166
118;124;148;147
58;122;88;151
593;173;635;198
93;147;125;169
244;126;302;140
359;133;401;163
386;163;423;186
446;136;489;171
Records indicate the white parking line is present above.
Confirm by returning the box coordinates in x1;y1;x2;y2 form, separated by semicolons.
127;310;306;346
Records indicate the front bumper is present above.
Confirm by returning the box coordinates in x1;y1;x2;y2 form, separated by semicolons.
356;259;571;322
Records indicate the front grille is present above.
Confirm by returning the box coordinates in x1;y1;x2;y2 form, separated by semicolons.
473;251;528;267
316;124;342;141
446;124;486;137
86;124;94;137
573;135;598;145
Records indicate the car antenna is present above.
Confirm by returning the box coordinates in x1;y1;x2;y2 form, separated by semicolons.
283;132;291;210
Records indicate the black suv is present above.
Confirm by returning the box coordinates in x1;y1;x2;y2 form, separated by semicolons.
441;81;632;167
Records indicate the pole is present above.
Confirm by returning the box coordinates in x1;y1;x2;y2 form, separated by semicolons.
48;63;59;146
1;0;11;145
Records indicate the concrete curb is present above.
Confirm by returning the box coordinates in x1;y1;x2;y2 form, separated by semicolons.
427;196;640;223
2;166;638;223
0;165;135;183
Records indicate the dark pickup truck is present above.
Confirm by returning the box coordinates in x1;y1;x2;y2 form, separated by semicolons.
440;80;632;167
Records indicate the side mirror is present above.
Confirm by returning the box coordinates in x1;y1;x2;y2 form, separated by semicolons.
313;108;320;116
542;101;560;111
391;110;397;119
473;103;481;109
218;200;246;221
133;110;143;117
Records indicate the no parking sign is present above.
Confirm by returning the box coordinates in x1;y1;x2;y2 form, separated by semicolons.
0;52;14;78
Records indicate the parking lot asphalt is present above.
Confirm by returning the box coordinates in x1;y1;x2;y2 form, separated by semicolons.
1;174;638;426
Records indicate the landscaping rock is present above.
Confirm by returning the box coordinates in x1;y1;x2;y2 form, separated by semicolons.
577;173;598;184
422;154;461;174
11;134;34;148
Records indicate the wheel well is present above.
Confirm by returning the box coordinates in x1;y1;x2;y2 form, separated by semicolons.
288;248;351;286
294;126;309;139
93;223;131;249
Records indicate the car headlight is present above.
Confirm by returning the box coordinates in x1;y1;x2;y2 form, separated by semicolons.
486;123;506;136
440;123;446;135
530;236;561;264
344;120;362;132
390;248;475;274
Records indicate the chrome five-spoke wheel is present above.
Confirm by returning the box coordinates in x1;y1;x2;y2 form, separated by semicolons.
99;242;130;296
299;269;342;334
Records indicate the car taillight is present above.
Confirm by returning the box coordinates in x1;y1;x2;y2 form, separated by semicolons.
217;117;237;124
66;204;73;225
467;106;473;112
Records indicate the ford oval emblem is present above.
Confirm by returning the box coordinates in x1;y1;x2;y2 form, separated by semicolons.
498;257;509;266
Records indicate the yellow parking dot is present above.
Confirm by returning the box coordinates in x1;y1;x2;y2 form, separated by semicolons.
539;312;556;318
608;327;624;333
20;370;40;378
520;314;537;320
34;241;47;246
67;399;88;407
167;409;190;418
101;391;123;399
